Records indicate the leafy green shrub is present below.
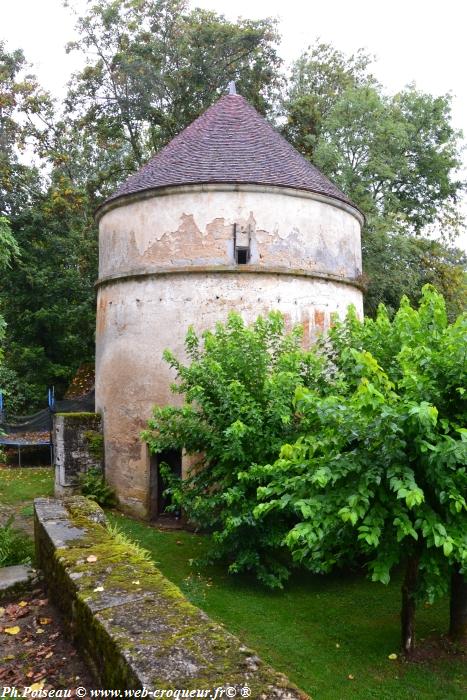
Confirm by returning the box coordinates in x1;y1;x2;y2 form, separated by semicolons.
143;287;466;628
143;311;327;587
80;467;116;507
0;517;33;566
251;286;466;652
0;363;29;416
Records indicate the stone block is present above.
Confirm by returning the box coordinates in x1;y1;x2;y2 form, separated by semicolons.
54;413;103;497
0;564;36;598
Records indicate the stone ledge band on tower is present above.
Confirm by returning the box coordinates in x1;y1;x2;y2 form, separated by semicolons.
95;182;365;224
95;265;365;291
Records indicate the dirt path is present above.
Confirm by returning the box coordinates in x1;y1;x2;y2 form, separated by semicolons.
0;583;94;693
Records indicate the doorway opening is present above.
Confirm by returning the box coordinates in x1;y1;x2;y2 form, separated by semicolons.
149;449;182;523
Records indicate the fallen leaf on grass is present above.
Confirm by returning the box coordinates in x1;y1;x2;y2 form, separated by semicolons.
388;653;398;660
45;651;53;659
86;555;98;563
348;675;355;680
93;586;104;593
38;617;53;625
36;628;45;634
18;601;28;608
4;626;20;635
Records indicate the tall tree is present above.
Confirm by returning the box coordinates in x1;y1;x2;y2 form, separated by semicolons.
312;85;463;234
0;41;48;217
0;41;96;410
283;42;377;160
284;43;466;316
64;0;282;190
252;287;467;654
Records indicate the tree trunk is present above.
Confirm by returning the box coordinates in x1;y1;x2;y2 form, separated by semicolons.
401;552;420;656
449;566;467;646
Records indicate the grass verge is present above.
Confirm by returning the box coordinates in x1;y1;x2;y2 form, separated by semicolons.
0;466;54;504
107;511;466;700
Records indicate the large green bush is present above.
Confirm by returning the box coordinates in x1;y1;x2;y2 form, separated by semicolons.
144;287;466;652
143;312;327;586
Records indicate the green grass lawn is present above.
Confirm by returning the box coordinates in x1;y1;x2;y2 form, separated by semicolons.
0;466;54;564
108;511;466;700
0;466;54;504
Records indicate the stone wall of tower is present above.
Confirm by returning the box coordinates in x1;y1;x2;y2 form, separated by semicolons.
96;184;363;518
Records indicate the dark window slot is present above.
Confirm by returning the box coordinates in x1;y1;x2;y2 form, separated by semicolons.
236;247;249;264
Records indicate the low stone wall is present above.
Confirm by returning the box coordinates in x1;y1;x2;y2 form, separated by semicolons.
54;413;103;497
34;497;309;698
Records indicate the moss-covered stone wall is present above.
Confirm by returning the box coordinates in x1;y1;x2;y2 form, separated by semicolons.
34;497;309;698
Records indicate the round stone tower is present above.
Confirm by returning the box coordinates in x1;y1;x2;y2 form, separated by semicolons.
95;89;364;519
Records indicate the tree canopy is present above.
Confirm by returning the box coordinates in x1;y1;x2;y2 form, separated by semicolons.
64;0;281;189
283;43;466;317
255;286;466;651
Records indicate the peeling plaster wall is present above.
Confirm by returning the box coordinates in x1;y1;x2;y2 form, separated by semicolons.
96;185;363;518
98;185;362;280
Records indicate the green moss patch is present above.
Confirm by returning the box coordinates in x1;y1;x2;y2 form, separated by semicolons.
83;431;104;461
55;412;98;419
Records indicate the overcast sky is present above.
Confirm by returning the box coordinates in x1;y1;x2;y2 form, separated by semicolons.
2;0;467;246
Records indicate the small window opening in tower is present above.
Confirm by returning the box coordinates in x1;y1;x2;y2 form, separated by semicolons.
236;247;249;264
233;223;251;265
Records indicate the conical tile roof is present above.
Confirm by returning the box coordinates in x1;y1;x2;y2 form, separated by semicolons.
105;93;356;209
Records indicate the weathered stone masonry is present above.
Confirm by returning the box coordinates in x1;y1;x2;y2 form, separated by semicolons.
53;412;103;497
